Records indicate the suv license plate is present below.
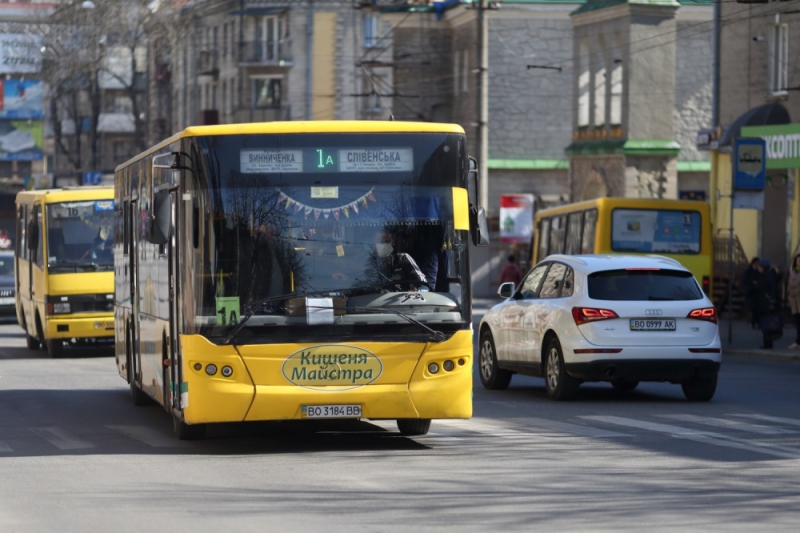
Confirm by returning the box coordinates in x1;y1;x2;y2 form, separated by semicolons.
302;404;362;419
630;319;676;331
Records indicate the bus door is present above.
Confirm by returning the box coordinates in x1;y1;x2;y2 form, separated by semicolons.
165;188;180;412
127;198;141;387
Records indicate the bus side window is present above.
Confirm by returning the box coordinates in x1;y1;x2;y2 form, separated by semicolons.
549;215;565;254
565;211;584;255
17;205;26;258
538;218;550;261
582;209;598;254
32;206;44;269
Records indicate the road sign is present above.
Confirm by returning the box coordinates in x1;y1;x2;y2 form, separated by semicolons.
734;138;766;190
82;171;102;185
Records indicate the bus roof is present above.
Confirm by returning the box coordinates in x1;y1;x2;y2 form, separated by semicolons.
116;120;466;172
534;197;710;219
15;186;114;205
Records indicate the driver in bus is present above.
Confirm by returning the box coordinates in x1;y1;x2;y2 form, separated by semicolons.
370;229;429;291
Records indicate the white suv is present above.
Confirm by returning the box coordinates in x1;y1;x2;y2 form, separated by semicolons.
478;254;721;401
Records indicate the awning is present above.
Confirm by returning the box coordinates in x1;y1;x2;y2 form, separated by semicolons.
719;102;791;147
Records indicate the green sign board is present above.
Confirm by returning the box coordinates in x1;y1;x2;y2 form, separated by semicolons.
215;296;240;327
741;123;800;170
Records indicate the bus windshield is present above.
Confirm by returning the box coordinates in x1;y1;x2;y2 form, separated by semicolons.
187;132;470;342
46;200;114;272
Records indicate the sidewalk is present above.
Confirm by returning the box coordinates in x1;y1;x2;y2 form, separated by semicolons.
471;297;800;363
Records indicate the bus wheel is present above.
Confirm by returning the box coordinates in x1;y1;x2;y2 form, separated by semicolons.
172;412;206;440
397;419;431;436
46;339;64;358
22;317;40;350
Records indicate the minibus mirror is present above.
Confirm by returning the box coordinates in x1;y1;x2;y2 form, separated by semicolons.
470;206;489;247
148;192;172;245
498;282;515;299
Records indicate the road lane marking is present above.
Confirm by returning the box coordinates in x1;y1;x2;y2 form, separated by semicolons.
29;427;96;450
658;414;796;435
523;417;630;438
0;441;11;453
582;416;800;459
730;414;800;427
106;425;192;448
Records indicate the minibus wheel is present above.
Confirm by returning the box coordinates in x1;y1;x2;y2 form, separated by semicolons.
46;339;64;358
397;419;431;436
21;316;40;350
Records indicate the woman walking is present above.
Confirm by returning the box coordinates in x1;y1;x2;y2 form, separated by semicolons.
787;254;800;349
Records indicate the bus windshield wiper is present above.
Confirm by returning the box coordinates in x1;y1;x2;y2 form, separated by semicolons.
223;289;343;345
349;306;447;343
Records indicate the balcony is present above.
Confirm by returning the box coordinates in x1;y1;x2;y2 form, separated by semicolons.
233;106;291;123
238;40;293;67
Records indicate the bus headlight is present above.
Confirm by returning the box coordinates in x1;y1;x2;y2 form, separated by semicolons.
428;362;439;374
221;366;233;377
205;364;218;376
53;302;71;314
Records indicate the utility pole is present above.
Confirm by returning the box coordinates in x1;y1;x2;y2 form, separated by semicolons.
476;0;489;210
712;0;721;129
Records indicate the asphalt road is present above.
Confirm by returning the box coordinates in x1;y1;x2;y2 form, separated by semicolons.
1;319;800;532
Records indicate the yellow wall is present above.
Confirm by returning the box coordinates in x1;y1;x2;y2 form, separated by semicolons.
312;12;337;120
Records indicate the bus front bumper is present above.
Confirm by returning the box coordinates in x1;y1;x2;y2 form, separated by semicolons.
46;315;115;340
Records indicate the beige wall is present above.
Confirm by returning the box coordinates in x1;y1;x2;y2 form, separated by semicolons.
312;12;337;120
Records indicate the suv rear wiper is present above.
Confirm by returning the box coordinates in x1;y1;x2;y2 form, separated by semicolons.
223;289;344;345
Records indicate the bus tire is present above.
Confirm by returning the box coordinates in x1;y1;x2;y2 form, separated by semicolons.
544;337;579;401
46;339;64;358
127;351;150;407
22;317;40;350
172;412;206;440
479;330;512;390
397;419;431;436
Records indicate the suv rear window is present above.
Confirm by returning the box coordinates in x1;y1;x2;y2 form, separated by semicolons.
588;269;703;301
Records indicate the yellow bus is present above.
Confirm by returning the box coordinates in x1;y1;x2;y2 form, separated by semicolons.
114;121;488;439
15;187;116;357
532;198;713;295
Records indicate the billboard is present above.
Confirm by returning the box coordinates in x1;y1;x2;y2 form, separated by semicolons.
0;34;42;74
0;121;43;161
0;78;43;119
500;194;534;244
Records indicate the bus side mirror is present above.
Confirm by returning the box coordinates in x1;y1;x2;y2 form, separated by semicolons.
148;192;172;245
467;156;489;246
27;220;38;251
470;206;489;247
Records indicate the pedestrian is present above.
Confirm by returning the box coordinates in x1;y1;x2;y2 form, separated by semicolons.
0;229;10;249
740;257;761;329
754;258;782;349
786;254;800;349
498;254;523;287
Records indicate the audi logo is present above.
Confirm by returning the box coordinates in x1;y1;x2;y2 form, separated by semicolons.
645;309;663;316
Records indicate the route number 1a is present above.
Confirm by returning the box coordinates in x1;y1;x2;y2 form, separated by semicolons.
217;307;238;326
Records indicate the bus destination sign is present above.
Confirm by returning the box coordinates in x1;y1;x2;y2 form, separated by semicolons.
239;148;413;173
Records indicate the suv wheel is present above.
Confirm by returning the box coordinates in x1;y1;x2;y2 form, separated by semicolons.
544;337;579;401
479;331;512;390
682;374;717;401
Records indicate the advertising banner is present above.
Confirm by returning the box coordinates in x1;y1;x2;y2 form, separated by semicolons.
500;194;534;244
0;121;43;161
0;34;42;74
0;78;43;119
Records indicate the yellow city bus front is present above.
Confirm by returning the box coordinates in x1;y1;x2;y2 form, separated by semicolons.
178;332;473;424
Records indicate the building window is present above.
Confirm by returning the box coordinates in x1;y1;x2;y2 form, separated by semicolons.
453;51;460;96
254;78;282;108
363;74;384;111
462;50;469;94
578;39;590;127
769;23;789;96
594;66;606;126
255;16;283;61
363;14;379;48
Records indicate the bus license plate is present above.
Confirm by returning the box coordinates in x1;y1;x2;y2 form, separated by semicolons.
302;404;362;419
630;319;676;331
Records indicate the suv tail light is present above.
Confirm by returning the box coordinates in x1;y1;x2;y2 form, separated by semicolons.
572;307;619;326
687;307;717;324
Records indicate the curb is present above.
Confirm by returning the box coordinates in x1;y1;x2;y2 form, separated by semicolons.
723;349;800;362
